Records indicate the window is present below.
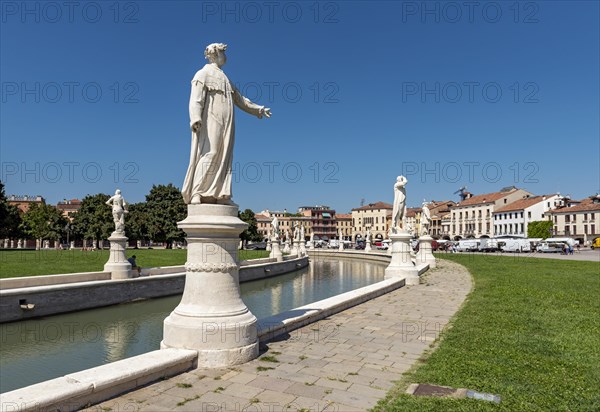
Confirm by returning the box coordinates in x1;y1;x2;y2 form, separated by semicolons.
565;215;570;223
591;213;595;220
528;211;531;218
504;213;507;219
520;212;523;218
572;225;576;235
592;224;596;233
584;214;587;221
520;223;524;233
504;199;507;204
478;223;482;232
584;225;588;234
459;212;462;219
572;215;577;222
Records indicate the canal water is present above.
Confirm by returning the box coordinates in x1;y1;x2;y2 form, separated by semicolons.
0;257;385;392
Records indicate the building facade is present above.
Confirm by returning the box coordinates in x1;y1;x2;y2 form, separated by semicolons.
449;187;533;239
7;195;45;213
351;202;392;241
56;199;82;221
335;213;352;240
428;200;456;238
545;195;600;244
493;194;559;237
298;206;336;240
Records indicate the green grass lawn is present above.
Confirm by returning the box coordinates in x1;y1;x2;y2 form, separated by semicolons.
0;249;269;278
374;254;600;411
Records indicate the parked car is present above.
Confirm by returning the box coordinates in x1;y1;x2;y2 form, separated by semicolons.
355;241;365;250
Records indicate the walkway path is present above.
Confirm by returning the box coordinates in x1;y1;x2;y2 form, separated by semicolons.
84;259;472;412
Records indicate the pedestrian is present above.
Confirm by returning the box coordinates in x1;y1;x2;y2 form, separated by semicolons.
128;255;142;275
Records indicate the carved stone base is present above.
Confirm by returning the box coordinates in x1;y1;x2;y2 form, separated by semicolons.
385;231;419;283
104;232;133;280
283;240;290;254
365;240;372;252
161;204;258;368
416;235;437;268
270;238;283;262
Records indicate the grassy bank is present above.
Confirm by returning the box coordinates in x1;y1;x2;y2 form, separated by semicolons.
0;249;270;278
375;254;600;411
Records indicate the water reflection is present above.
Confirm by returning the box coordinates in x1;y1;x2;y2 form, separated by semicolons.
0;258;384;392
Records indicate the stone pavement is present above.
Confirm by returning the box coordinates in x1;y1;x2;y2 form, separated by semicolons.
84;259;472;412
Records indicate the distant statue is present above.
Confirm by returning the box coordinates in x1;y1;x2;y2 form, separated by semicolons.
17;239;23;249
271;216;279;239
366;228;372;242
285;229;291;242
105;189;128;233
421;202;431;236
300;225;305;241
338;228;343;239
391;175;408;232
293;223;300;241
182;43;272;205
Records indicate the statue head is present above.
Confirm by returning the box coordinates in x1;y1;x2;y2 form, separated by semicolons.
205;43;227;67
115;189;121;195
396;175;407;187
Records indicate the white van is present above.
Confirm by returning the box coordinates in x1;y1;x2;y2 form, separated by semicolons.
499;238;531;253
479;238;499;252
455;239;480;252
537;241;564;253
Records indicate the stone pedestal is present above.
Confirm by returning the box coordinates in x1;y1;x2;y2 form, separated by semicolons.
161;204;258;368
365;240;372;252
270;238;283;262
299;239;306;256
385;231;419;284
283;240;290;254
416;235;437;268
104;232;133;280
290;239;299;256
338;239;344;251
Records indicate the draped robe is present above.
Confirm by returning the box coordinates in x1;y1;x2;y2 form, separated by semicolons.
182;64;264;204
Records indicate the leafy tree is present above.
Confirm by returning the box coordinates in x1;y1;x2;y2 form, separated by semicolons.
0;181;23;239
145;184;186;248
239;209;263;242
126;202;149;242
20;202;67;244
528;220;553;239
72;193;113;244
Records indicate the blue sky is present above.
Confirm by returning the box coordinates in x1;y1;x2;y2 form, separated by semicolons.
1;0;598;213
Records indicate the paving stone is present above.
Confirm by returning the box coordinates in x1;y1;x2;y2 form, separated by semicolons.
227;371;257;384
323;388;380;410
314;377;352;391
247;375;295;392
220;382;263;399
283;381;329;399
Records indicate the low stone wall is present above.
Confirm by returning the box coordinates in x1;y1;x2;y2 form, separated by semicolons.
0;348;197;412
0;256;309;323
0;271;112;290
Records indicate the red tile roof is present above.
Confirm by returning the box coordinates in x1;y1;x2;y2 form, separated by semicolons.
546;197;600;214
494;196;553;213
336;213;352;219
456;189;518;206
352;201;393;211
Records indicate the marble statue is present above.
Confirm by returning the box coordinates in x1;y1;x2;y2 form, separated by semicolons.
17;239;23;249
182;43;272;205
366;228;371;242
271;216;279;239
421;202;431;236
300;225;305;241
105;189;128;233
293;223;300;241
391;175;408;232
